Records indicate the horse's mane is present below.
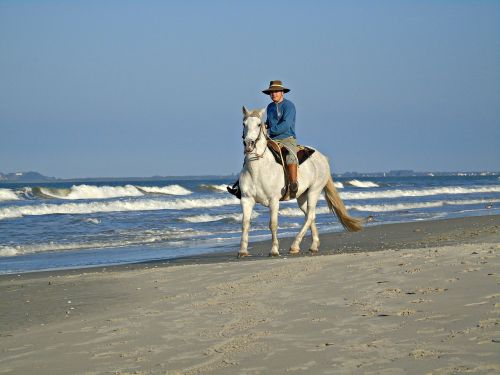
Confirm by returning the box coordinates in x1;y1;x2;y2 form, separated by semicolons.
244;110;263;119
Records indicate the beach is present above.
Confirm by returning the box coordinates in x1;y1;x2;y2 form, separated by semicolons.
0;215;499;374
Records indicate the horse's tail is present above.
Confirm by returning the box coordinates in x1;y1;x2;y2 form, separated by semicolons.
324;175;363;232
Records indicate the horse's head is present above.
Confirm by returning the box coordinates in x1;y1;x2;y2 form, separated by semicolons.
242;106;266;154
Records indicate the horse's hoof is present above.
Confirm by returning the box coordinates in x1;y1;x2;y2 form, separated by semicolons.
288;247;300;255
269;252;280;257
309;249;319;255
238;252;251;258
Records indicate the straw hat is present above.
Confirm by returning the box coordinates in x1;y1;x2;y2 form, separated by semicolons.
262;80;290;94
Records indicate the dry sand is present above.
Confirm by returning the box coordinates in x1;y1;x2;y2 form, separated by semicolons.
1;215;499;374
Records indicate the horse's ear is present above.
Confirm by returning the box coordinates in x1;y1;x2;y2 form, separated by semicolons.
258;108;266;119
242;106;250;117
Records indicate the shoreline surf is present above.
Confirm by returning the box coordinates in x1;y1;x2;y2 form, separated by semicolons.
1;214;498;278
1;175;499;274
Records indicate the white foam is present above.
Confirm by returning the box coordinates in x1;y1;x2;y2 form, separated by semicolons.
137;185;192;195
32;184;192;200
38;184;143;200
0;228;211;256
334;182;344;189
200;184;229;192
340;185;500;200
279;198;500;216
180;212;259;223
280;206;332;217
345;180;379;188
349;201;444;212
0;197;240;220
0;246;18;257
348;198;500;212
83;218;101;224
0;188;19;202
180;214;229;223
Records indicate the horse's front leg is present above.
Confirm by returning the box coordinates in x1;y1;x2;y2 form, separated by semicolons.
238;197;255;257
269;198;280;257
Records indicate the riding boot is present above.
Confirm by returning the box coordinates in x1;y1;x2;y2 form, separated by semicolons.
287;163;298;198
226;180;241;199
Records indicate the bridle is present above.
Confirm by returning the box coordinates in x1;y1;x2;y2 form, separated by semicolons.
243;121;268;161
242;118;287;173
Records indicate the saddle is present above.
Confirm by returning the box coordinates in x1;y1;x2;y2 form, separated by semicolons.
267;140;316;166
267;140;316;201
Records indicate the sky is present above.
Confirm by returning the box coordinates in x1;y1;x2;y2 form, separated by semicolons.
0;0;499;178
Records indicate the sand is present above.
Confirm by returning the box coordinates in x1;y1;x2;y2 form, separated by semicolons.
1;215;499;374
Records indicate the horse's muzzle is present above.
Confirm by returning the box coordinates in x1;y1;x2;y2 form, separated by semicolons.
244;140;255;153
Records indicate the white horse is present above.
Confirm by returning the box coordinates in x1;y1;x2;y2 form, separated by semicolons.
238;106;362;257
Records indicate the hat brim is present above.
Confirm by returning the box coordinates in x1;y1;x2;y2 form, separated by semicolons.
262;87;290;95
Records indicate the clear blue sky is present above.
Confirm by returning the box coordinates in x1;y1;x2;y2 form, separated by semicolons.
1;0;498;178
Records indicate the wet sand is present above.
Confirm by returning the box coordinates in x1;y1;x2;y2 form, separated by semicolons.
1;215;499;374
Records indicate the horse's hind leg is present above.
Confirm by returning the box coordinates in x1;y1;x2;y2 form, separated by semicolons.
290;190;320;254
297;194;320;253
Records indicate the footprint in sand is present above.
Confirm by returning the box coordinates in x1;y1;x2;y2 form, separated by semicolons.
417;287;448;294
463;267;481;273
405;268;422;274
397;309;417;316
378;288;403;297
408;348;441;359
410;298;433;304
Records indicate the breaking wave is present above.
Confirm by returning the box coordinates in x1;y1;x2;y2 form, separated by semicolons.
279;198;499;216
83;217;101;224
280;206;332;217
30;184;192;200
0;197;239;220
0;247;18;257
345;180;379;188
0;188;19;202
348;198;500;212
136;185;192;195
199;184;229;192
179;212;260;223
340;185;500;200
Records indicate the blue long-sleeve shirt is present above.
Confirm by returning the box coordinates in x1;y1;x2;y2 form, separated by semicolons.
266;98;296;140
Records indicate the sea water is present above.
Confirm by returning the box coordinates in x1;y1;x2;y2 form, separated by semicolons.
0;175;499;274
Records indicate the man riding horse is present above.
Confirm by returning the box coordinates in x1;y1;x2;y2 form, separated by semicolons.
227;80;299;199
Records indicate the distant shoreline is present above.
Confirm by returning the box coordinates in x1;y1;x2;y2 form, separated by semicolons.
1;170;498;184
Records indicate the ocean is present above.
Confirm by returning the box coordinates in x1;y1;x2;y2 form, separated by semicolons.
1;175;499;274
